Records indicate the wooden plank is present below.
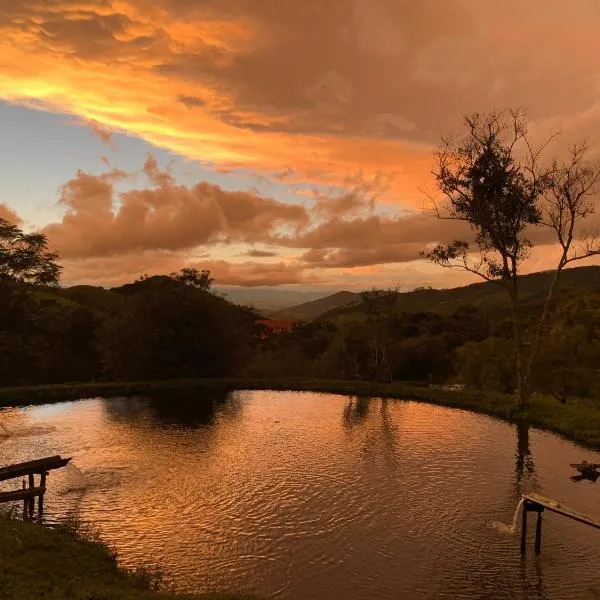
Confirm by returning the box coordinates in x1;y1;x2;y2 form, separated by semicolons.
524;492;600;530
38;472;46;517
0;456;71;482
27;473;34;516
534;511;543;555
520;502;528;555
0;486;46;504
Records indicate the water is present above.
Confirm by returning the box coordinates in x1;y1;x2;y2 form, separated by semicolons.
1;390;600;599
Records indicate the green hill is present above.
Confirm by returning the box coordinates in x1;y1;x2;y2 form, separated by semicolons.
60;285;127;313
319;266;600;324
272;291;360;321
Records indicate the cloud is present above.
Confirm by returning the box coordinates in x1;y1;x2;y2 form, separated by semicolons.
178;95;206;109
43;155;309;259
61;253;313;287
5;0;600;288
7;0;600;204
281;211;472;265
0;203;23;225
244;249;278;258
191;259;315;287
89;120;114;147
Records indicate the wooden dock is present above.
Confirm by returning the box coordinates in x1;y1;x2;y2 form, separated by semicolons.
0;455;71;520
521;492;600;555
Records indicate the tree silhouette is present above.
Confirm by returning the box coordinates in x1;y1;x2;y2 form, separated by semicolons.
0;218;61;286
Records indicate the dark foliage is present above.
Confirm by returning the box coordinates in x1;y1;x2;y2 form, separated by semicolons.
0;269;258;387
99;275;256;381
0;218;61;286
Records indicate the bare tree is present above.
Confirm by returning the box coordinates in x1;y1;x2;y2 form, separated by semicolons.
527;144;600;385
425;109;600;407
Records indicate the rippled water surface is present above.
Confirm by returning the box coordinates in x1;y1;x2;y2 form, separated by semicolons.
2;390;600;599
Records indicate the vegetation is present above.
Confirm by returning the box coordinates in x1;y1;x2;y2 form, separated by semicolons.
0;514;253;600
0;217;61;285
425;109;600;406
3;218;600;412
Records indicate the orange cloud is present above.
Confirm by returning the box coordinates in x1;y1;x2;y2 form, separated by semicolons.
18;155;600;287
60;252;314;287
4;1;600;288
43;156;308;258
0;204;22;225
6;1;599;207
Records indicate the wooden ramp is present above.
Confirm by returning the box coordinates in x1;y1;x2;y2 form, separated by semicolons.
524;492;600;530
521;492;600;555
0;456;71;482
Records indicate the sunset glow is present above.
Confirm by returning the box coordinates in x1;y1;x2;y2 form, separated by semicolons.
3;0;600;291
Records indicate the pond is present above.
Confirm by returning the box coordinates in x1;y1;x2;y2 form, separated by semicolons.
1;390;600;599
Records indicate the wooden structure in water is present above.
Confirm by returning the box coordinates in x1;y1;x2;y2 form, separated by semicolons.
521;492;600;555
0;455;71;520
570;461;600;481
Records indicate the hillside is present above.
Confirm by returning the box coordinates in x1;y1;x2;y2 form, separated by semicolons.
272;291;360;320
61;285;127;313
319;266;600;323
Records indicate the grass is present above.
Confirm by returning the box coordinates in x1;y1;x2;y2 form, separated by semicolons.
0;512;254;600
2;377;600;449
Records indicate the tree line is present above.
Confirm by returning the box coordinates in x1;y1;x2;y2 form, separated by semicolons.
0;254;258;386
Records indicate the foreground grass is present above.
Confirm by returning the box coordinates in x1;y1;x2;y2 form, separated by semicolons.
2;377;600;449
0;515;252;600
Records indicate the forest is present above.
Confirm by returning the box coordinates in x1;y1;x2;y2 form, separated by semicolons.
2;235;600;407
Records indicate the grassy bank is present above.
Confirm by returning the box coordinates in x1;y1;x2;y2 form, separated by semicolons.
0;515;252;600
1;377;600;449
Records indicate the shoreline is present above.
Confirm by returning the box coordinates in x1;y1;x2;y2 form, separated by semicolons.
0;515;253;600
1;378;600;450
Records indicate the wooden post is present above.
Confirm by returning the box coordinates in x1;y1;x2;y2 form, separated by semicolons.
535;510;543;555
521;501;528;555
28;473;35;517
22;480;27;520
38;471;47;520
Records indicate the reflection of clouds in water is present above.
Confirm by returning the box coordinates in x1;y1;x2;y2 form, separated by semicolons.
27;402;80;420
0;405;58;444
0;425;56;439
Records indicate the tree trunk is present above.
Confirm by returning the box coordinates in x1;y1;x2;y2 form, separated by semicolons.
509;278;529;408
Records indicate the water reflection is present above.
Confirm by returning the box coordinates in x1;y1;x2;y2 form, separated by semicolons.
103;388;233;429
3;392;600;600
342;395;371;429
515;422;535;496
520;559;548;600
570;470;599;483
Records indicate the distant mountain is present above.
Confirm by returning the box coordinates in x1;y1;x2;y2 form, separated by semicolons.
56;284;337;315
319;265;600;323
272;291;361;320
215;287;332;312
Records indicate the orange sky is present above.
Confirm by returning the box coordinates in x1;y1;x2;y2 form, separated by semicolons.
2;0;600;291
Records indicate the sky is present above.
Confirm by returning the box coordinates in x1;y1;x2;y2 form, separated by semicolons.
2;0;600;294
